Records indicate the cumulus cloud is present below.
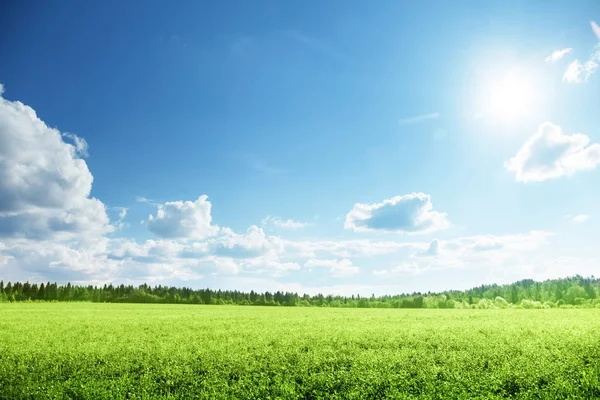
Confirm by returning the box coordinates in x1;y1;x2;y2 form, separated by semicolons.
0;87;112;241
1;208;557;289
304;258;359;277
261;215;310;229
0;237;127;284
212;225;281;258
105;224;296;277
146;195;220;239
344;193;449;234
107;238;186;264
1;88;578;290
545;48;572;63
505;122;600;182
104;231;297;280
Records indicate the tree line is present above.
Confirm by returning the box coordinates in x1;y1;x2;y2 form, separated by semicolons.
0;275;598;308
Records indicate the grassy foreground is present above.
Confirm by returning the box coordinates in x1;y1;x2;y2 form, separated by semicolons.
0;304;599;399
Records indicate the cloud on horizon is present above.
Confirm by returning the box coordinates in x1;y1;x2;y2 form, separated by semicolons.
0;86;593;295
304;258;360;277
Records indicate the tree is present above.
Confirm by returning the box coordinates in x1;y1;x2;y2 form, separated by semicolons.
0;275;598;307
38;283;46;301
582;280;597;299
413;296;424;308
565;285;587;305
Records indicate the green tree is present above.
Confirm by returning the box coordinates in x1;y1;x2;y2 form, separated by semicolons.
582;281;597;299
565;285;587;305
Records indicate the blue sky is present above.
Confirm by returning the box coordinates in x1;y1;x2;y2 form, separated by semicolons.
1;1;599;295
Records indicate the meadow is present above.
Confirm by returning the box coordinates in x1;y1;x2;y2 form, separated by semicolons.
0;303;599;399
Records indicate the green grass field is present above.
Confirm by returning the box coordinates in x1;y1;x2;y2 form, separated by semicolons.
1;303;599;399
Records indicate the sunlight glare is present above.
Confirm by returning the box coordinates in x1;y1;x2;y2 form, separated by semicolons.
476;67;539;123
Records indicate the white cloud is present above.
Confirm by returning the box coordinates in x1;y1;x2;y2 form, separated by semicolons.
0;215;556;291
136;196;154;203
469;236;503;252
280;238;414;259
545;48;572;63
562;44;600;83
109;207;128;231
105;224;294;278
563;59;598;83
0;239;115;283
344;193;449;234
0;87;112;241
398;112;440;125
146;195;220;239
389;261;425;275
304;258;359;277
374;231;552;277
3;86;588;293
505;122;600;182
243;259;300;275
211;225;281;259
571;214;590;223
104;227;298;279
261;215;310;229
413;239;439;257
562;61;582;83
592;21;600;41
62;133;89;158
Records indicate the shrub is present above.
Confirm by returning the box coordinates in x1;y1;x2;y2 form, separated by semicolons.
476;299;495;309
520;299;544;309
494;297;509;308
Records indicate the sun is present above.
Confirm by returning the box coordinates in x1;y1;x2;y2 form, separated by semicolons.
475;67;539;122
486;76;535;118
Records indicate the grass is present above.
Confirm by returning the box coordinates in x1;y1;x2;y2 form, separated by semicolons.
0;303;599;399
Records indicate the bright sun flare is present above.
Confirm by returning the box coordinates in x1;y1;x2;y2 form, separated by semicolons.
479;69;538;121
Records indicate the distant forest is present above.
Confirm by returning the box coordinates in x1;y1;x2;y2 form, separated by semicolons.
0;275;598;308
